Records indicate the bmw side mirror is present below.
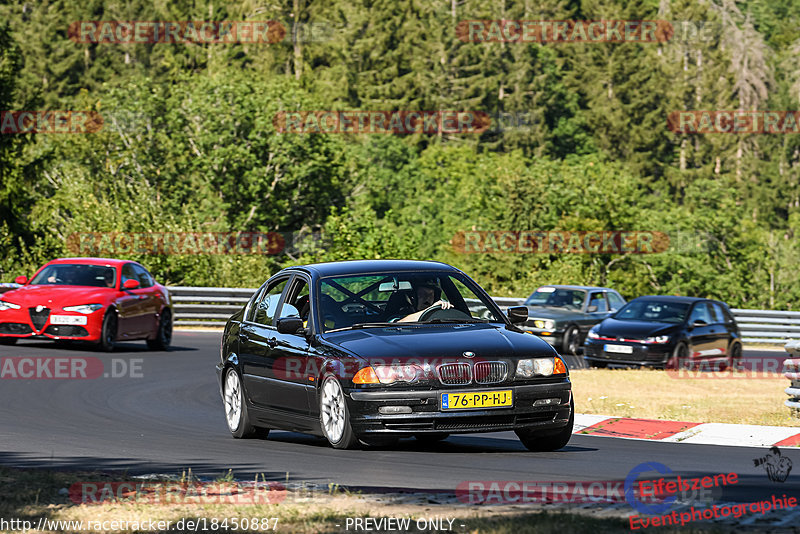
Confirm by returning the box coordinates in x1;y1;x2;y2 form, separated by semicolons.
14;275;27;285
507;306;528;325
122;279;140;290
277;316;304;335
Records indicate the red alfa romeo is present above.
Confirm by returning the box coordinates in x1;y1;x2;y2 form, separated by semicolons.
0;258;172;351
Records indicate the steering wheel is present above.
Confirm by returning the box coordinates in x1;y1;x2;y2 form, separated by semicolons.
419;305;473;322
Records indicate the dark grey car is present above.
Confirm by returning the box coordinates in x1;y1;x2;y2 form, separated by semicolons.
521;285;626;355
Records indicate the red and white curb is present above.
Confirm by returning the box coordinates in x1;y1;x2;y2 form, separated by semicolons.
574;414;800;448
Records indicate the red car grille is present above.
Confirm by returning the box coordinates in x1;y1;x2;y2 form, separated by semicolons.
28;307;50;331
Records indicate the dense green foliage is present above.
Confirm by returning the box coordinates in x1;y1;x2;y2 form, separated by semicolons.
1;0;799;308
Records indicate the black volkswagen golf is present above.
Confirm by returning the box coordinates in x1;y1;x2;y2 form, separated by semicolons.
216;260;573;450
583;295;742;369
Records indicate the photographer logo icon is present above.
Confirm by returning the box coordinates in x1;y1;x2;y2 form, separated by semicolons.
753;446;793;483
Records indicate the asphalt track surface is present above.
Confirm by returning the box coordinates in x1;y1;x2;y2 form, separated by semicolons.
0;331;797;503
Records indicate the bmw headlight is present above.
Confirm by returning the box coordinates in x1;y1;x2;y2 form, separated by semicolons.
0;300;20;311
372;364;422;384
516;359;535;378
532;319;555;330
515;357;567;378
63;304;104;314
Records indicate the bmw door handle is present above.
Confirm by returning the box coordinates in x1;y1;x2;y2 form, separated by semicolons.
267;337;278;348
239;332;249;342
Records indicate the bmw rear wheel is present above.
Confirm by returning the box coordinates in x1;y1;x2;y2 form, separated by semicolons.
320;376;358;449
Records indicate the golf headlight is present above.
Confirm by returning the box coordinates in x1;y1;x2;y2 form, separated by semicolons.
644;335;670;344
372;364;422;384
587;327;600;339
516;357;567;378
0;300;20;311
63;304;104;314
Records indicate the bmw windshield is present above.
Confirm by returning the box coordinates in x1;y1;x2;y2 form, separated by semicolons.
318;272;505;332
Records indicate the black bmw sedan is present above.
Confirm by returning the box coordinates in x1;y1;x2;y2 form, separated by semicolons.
583;295;742;369
216;260;573;450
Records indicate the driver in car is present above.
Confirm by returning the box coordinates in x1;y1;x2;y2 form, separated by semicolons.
397;282;453;322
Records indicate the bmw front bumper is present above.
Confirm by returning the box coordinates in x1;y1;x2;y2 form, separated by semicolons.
345;380;572;436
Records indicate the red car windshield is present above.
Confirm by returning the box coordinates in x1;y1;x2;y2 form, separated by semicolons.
29;264;117;288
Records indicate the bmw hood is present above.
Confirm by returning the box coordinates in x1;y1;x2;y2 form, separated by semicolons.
323;323;557;364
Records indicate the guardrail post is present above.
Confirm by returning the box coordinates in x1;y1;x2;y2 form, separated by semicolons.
784;340;800;418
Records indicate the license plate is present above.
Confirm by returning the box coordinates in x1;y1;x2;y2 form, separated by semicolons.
604;343;633;354
440;390;513;411
50;315;87;325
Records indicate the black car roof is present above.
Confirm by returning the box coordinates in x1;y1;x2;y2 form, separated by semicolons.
284;259;459;278
531;284;619;292
632;295;713;304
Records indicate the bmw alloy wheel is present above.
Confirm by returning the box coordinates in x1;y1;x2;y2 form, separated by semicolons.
320;376;358;448
224;369;243;432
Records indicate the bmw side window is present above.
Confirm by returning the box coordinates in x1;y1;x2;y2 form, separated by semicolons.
245;284;268;322
131;264;153;288
121;264;137;287
253;279;288;326
608;292;625;311
285;279;310;321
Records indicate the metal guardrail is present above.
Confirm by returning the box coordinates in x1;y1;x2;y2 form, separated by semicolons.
167;287;800;343
170;286;258;326
783;341;800;418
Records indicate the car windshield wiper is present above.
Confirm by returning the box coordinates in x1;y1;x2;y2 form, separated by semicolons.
327;322;406;332
425;318;484;324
